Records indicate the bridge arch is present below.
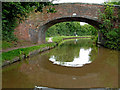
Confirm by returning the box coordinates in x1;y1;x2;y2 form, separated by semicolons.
15;3;120;44
38;16;102;43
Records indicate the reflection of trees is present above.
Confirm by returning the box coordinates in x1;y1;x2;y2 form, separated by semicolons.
89;45;98;62
48;39;94;62
49;44;79;62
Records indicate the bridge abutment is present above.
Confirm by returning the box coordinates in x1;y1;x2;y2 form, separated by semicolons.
38;29;46;44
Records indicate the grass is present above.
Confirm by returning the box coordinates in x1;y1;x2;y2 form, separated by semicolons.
2;40;38;50
51;35;91;43
2;41;14;49
2;42;56;62
52;36;64;43
46;37;49;42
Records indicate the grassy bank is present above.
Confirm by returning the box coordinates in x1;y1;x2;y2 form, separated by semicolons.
2;43;56;62
49;36;91;43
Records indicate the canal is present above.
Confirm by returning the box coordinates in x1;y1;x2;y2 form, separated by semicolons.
2;38;118;88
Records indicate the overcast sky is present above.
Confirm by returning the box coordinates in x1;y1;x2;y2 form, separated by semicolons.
53;0;105;4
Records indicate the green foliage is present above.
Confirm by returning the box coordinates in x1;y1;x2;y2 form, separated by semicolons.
52;36;64;43
106;1;120;5
91;34;98;44
47;7;57;13
99;3;120;50
46;22;98;37
2;2;56;41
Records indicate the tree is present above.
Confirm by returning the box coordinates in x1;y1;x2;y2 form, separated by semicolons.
46;22;98;37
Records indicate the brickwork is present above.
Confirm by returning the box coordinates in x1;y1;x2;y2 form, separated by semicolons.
14;3;120;44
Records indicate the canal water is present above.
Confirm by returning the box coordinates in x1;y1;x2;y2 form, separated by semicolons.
2;38;118;88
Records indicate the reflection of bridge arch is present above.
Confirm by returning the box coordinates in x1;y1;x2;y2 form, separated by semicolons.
14;3;119;44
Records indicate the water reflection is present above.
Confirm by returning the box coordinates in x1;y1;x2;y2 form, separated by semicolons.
49;48;92;67
48;39;96;67
2;38;118;88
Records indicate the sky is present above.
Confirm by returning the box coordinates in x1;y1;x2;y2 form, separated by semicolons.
80;22;87;26
53;0;105;4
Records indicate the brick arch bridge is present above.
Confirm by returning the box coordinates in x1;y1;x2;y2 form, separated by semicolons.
14;3;119;44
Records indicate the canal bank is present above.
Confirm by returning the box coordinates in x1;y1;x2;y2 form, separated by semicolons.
2;42;57;67
2;36;91;67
